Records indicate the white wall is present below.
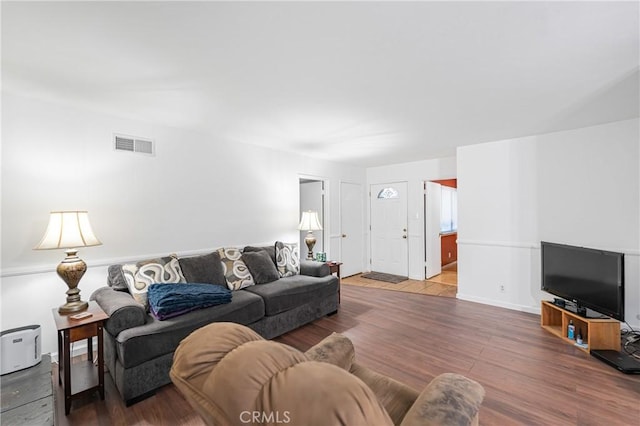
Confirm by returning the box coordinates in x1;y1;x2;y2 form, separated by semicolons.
0;92;366;356
457;118;640;328
366;157;457;279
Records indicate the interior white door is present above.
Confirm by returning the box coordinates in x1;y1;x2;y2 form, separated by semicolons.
340;182;363;277
425;181;442;279
370;182;408;276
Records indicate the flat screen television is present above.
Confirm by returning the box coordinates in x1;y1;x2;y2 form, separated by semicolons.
541;241;624;321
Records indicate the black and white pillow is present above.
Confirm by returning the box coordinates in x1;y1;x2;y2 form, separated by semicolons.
122;255;186;310
217;247;255;290
275;241;300;277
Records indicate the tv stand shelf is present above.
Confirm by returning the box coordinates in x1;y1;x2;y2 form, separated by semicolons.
540;301;620;354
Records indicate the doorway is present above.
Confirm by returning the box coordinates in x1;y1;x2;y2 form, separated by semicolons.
424;179;458;286
299;178;325;259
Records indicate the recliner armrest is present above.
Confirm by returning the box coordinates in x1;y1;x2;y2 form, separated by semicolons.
300;260;330;277
305;332;355;371
350;362;420;425
91;287;147;336
399;373;485;426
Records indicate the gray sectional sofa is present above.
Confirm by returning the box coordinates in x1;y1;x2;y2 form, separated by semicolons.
90;244;339;405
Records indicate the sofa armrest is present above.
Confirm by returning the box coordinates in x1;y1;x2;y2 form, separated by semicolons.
300;260;330;277
400;373;485;426
90;287;147;336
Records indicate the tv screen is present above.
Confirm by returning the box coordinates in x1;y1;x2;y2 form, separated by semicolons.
541;241;624;321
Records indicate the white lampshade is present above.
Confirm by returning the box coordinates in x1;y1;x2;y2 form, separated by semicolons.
34;211;102;250
298;210;323;231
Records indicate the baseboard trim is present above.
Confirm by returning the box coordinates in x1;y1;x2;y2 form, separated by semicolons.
456;293;541;315
49;340;96;364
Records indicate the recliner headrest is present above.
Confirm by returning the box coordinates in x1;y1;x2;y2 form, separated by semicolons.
180;322;392;425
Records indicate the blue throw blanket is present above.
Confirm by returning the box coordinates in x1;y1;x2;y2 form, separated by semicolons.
148;283;232;320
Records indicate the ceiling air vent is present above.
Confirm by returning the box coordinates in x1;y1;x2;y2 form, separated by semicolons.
114;134;154;155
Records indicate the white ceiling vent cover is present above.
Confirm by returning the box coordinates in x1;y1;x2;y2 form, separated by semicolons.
114;134;154;155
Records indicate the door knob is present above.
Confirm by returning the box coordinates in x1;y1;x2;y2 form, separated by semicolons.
402;235;407;239
342;234;347;238
403;228;407;232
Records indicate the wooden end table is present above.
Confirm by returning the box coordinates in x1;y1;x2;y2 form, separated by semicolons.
52;301;108;415
326;261;343;303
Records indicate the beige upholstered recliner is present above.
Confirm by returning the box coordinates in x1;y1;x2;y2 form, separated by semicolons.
170;323;484;426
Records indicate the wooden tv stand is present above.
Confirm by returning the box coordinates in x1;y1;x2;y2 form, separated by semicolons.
540;301;620;354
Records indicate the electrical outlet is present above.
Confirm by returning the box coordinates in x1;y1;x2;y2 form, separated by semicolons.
448;252;452;258
499;284;505;293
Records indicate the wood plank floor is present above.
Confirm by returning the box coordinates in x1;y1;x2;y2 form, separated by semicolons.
54;285;640;425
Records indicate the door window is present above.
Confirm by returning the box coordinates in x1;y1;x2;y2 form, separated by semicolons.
377;187;399;199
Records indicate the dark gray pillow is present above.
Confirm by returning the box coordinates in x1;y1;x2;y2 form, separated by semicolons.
243;245;277;265
241;250;280;284
178;252;226;287
107;264;129;291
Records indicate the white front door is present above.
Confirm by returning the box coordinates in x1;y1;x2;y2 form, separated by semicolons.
425;181;442;279
340;182;363;277
370;182;408;276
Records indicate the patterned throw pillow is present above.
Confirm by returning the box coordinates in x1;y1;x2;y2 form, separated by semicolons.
217;247;255;290
275;241;300;277
122;255;186;310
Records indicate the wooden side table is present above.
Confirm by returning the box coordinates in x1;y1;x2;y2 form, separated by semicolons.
52;301;108;415
326;261;343;303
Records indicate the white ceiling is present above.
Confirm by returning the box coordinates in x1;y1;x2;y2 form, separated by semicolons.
3;1;638;167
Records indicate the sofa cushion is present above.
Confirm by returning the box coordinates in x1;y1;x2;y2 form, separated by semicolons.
115;290;265;369
244;274;338;316
178;252;226;287
217;247;255;290
243;245;277;265
242;251;280;284
275;241;300;277
122;256;186;310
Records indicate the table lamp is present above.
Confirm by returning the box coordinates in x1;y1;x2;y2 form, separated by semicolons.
34;211;102;313
298;210;323;260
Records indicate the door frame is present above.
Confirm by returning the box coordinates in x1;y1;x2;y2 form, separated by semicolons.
424;181;442;279
423;178;458;280
299;174;329;258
